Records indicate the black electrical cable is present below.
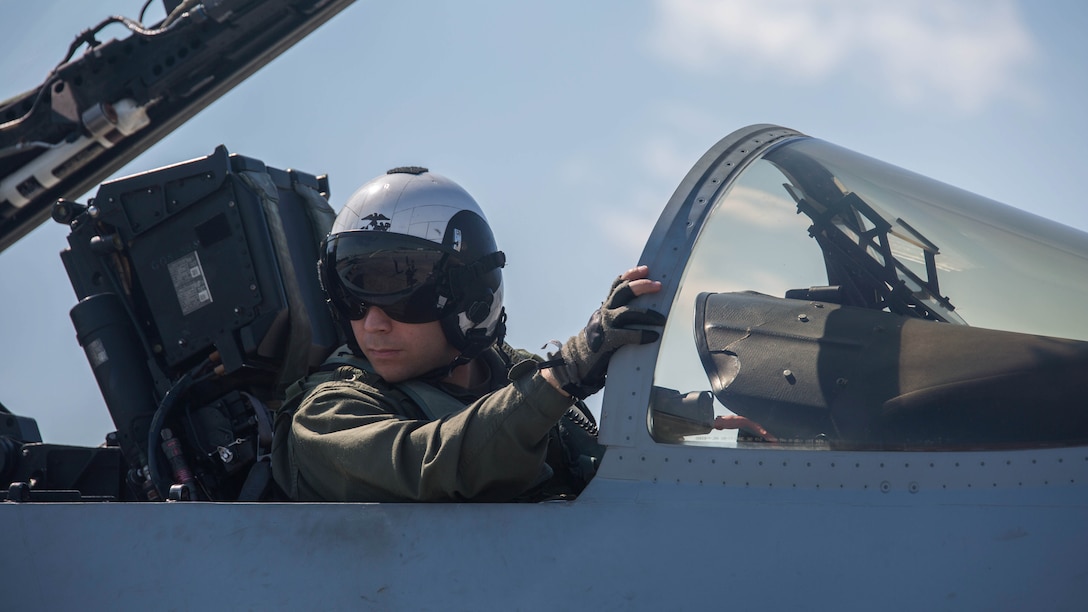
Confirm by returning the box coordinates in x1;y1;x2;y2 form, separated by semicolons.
138;0;155;24
54;13;188;70
146;358;214;500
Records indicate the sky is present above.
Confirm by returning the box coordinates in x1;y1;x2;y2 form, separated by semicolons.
1;0;1086;446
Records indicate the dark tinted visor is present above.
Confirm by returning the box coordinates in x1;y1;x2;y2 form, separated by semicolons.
325;231;462;323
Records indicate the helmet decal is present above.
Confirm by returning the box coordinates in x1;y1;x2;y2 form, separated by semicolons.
361;213;391;231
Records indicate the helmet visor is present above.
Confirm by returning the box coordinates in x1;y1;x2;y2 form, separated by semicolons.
324;231;462;324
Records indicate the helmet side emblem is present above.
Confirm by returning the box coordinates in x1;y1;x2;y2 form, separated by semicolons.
362;212;391;231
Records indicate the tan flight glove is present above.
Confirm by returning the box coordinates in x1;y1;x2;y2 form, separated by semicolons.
542;275;667;399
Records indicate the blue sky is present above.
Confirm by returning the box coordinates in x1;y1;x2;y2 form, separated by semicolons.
1;0;1086;446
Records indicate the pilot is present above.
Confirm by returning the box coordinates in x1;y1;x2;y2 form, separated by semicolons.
270;167;666;502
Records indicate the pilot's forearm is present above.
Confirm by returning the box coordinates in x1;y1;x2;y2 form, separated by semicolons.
540;366;571;397
285;364;572;502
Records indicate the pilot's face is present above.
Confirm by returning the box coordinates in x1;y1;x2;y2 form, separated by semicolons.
350;306;460;383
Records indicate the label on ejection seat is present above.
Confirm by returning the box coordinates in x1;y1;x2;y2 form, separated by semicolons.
168;251;213;316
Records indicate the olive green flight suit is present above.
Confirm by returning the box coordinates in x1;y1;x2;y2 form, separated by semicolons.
271;344;603;502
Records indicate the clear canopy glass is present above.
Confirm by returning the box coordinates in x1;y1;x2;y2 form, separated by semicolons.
650;135;1088;450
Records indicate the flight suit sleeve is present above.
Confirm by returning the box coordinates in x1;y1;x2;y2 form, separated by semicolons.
283;360;575;502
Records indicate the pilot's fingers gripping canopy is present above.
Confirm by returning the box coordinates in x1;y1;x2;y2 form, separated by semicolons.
320;166;506;361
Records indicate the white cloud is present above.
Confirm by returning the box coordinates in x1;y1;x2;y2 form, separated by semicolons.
650;0;1038;112
717;184;798;228
638;135;701;183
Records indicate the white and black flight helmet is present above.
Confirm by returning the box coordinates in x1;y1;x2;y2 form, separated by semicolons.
320;167;506;371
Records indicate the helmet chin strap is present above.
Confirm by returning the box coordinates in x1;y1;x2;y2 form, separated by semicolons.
419;353;474;383
421;309;507;383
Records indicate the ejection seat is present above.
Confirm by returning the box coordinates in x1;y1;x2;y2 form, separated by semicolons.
48;145;341;501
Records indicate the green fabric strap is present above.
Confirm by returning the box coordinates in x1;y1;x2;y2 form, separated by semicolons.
321;353;467;420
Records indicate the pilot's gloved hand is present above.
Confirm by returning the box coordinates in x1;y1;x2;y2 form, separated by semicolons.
543;266;666;399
